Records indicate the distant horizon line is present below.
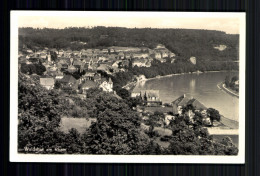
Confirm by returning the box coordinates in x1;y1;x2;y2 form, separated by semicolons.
18;26;239;35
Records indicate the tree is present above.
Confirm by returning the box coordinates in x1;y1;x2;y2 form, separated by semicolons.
82;89;151;154
116;88;130;99
51;51;58;62
231;75;239;83
18;73;65;152
34;63;46;75
206;108;221;126
225;76;230;87
54;81;62;89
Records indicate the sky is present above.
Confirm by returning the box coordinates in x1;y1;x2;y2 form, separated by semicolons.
16;12;243;34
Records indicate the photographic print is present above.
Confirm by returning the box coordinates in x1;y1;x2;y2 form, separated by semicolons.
10;11;245;163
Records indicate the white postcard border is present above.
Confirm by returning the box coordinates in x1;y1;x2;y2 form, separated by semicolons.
10;11;246;163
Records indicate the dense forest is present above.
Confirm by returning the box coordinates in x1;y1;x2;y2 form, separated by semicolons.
19;27;239;61
18;72;238;155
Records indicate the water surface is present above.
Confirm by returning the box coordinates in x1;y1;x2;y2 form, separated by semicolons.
133;71;239;121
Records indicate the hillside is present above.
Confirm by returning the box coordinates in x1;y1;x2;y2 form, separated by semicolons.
19;27;239;61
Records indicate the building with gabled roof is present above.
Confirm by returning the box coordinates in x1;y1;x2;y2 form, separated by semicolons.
40;78;55;90
67;65;77;73
59;75;78;89
80;80;97;93
139;90;162;106
172;94;207;115
132;58;149;67
99;77;113;92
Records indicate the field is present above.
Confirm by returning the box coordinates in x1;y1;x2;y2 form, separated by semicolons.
60;117;96;134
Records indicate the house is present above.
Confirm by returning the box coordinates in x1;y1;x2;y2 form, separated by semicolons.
99;78;113;92
40;53;47;59
81;71;96;83
112;60;120;68
101;49;109;54
120;60;129;68
26;49;33;53
171;94;207;115
164;115;175;126
73;50;81;56
60;64;68;71
86;49;93;54
58;49;64;55
136;75;146;82
50;49;58;54
118;52;124;59
132;59;148;67
91;55;99;63
84;57;92;64
82;63;89;71
40;78;55;90
154;52;162;59
169;52;176;58
55;71;64;80
80;80;97;93
190;57;196;65
108;54;117;61
73;60;84;72
59;75;78;89
67;65;77;73
172;94;192;115
161;51;169;58
131;91;141;98
98;55;109;62
109;48;115;53
156;44;165;49
93;73;102;82
93;49;101;54
63;52;71;58
140;90;162;106
132;53;149;59
156;58;167;63
97;64;111;74
124;53;131;60
214;45;227;51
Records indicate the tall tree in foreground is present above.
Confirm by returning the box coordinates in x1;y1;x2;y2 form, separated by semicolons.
18;73;64;151
82;89;155;154
207;108;221;126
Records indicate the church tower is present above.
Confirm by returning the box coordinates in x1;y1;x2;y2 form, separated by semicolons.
47;52;51;62
70;58;74;65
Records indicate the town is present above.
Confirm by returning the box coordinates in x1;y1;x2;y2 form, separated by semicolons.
18;44;192;96
17;28;239;155
19;44;217;126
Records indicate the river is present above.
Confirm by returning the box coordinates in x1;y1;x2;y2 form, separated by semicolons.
133;71;239;121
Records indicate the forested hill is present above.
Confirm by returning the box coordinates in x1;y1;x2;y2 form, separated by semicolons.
19;27;239;61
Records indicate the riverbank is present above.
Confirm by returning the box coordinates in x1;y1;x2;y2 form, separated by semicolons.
209;115;239;130
129;70;238;93
217;82;239;98
144;70;237;83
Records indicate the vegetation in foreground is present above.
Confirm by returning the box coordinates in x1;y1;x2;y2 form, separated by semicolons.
18;72;238;155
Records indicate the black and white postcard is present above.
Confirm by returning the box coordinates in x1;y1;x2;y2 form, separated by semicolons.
10;11;245;163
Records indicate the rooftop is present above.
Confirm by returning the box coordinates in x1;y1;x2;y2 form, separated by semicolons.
40;78;55;86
